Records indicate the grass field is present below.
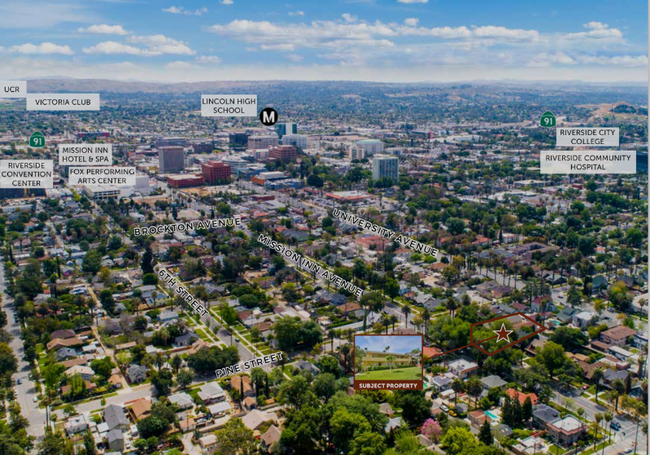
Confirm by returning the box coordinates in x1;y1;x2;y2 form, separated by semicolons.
356;366;422;381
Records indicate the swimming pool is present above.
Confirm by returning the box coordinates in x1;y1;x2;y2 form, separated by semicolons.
485;410;498;420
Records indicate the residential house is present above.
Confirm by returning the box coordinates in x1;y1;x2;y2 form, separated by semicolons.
481;375;507;390
51;329;76;340
572;311;596;329
207;401;231;417
104;405;130;431
198;382;227;404
601;326;637;347
47;337;83;351
295;359;321;375
66;365;95;381
65;414;89;435
175;331;199;347
199;434;218;455
230;375;254;398
506;388;538;406
126;365;148;383
468;410;490;428
168;392;194;410
261;425;281;453
532;404;560;429
430;375;453;392
106;430;124;452
129;398;151;421
547;416;586;446
448;359;479;379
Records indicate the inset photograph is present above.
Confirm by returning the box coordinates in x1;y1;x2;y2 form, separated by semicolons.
354;335;423;390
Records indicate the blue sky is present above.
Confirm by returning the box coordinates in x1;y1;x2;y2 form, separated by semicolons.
0;0;646;82
356;335;421;354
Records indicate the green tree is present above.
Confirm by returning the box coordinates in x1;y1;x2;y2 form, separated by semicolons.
213;417;254;455
441;426;478;453
312;372;337;401
82;250;102;276
478;420;493;446
330;407;372;454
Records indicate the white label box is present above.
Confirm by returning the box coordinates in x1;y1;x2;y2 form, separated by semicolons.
59;144;112;165
0;160;53;188
69;167;136;186
0;81;27;98
541;150;635;174
556;127;619;147
26;94;100;111
201;94;257;117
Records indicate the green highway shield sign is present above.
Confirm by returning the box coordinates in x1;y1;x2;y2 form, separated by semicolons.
540;111;556;128
29;131;46;148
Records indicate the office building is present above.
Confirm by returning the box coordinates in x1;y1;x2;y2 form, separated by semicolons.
274;122;297;138
158;146;185;173
357;139;384;156
201;161;231;184
372;154;399;183
248;134;279;150
154;137;188;148
268;145;298;163
281;134;308;149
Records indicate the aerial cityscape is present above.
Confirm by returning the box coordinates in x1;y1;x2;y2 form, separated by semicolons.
0;1;647;455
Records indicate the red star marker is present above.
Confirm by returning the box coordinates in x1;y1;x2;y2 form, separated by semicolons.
494;323;513;343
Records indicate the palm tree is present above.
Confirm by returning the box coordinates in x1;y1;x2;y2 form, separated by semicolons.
446;297;458;318
603;411;613;449
389;314;398;332
451;378;464;406
328;330;335;352
592;413;603;450
402;305;411;326
593;368;605;404
386;355;395;372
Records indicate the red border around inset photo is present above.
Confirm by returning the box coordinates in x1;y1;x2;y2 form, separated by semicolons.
353;334;424;391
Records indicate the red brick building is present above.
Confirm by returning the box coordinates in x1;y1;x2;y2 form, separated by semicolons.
167;174;204;188
201;161;231;184
268;145;298;163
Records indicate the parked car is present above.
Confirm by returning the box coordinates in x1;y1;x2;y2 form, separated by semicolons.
440;404;449;412
611;421;621;431
16;378;22;385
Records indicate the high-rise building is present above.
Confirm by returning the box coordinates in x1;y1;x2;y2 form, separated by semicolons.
154;137;188;148
349;146;365;160
158;146;185;173
268;145;298;163
356;139;384;156
281;134;308;149
372;154;399;183
247;134;279;150
274;123;297;138
229;132;249;148
201;161;231;184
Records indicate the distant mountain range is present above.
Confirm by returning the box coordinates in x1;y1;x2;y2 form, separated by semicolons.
22;78;647;94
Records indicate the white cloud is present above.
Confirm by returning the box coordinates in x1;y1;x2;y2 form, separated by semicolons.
342;13;357;23
165;61;194;70
565;22;623;41
289;11;304;16
9;42;73;55
404;18;419;26
577;54;648;66
195;55;221;64
163;6;208;16
127;35;196;55
261;44;297;51
285;54;304;62
397;0;429;3
584;21;608;30
220;0;233;4
77;24;129;35
0;1;98;29
83;41;148;56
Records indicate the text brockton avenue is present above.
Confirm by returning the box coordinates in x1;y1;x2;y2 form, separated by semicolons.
332;208;439;257
257;234;364;298
134;216;241;236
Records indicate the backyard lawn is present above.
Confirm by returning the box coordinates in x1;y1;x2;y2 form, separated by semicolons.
356;366;422;381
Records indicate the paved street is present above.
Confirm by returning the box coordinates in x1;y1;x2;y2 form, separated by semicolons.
1;260;48;439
